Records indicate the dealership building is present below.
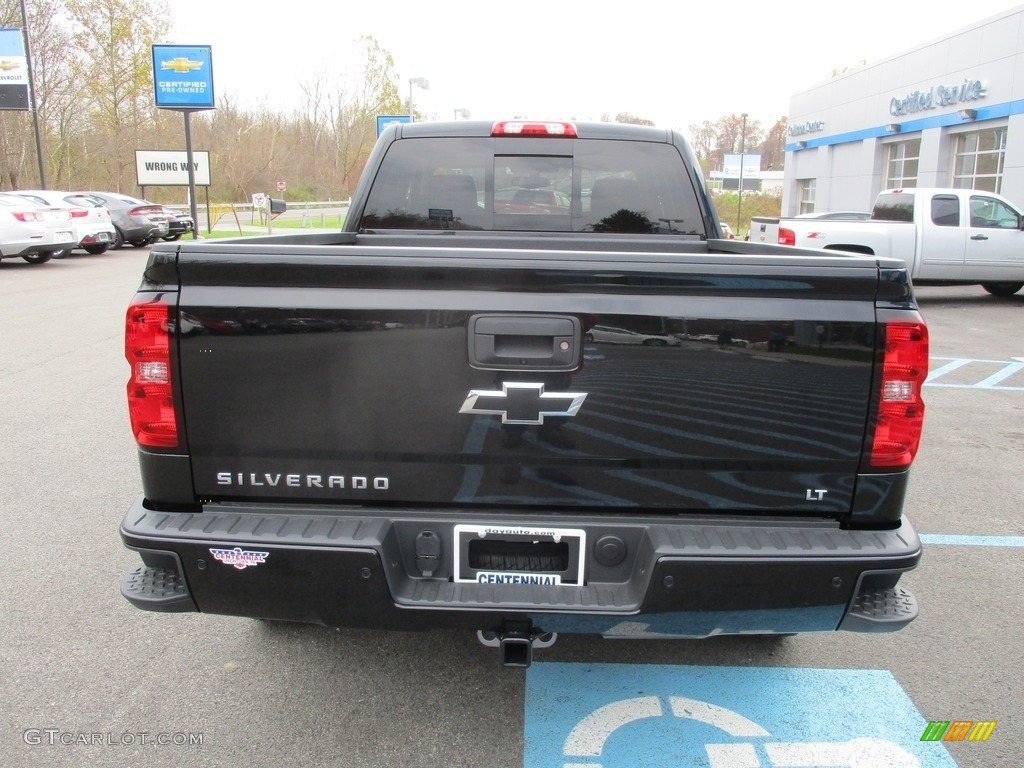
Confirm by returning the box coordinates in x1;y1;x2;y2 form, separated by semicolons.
782;7;1024;215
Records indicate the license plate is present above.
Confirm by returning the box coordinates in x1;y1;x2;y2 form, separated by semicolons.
96;232;110;242
453;524;586;586
57;231;73;241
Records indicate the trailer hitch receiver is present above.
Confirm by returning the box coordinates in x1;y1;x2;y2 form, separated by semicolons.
477;620;557;668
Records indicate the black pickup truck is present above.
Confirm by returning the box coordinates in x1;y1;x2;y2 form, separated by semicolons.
120;120;928;666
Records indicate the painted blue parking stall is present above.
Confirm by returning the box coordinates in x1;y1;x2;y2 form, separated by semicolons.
524;663;958;767
926;357;1024;390
920;534;1024;547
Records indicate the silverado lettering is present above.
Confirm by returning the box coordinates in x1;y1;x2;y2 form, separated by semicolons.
215;472;390;490
120;119;928;668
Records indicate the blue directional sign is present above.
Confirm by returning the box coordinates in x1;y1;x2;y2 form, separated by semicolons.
377;114;412;137
152;44;214;109
525;663;959;767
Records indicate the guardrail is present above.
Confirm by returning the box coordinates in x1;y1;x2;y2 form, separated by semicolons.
169;199;352;234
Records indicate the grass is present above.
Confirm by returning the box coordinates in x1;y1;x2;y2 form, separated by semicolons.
247;214;346;229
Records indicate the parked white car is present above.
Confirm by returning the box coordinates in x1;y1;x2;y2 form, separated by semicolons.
584;324;682;346
0;193;77;265
8;189;116;256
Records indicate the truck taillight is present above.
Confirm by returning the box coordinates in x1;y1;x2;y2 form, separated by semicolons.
778;227;795;246
125;299;178;448
869;321;928;469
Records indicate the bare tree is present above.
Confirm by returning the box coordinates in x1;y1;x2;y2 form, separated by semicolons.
64;0;171;191
759;116;788;171
0;0;62;188
602;112;655;126
326;36;402;193
688;119;719;176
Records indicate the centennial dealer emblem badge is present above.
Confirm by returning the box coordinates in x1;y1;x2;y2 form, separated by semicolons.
209;547;269;570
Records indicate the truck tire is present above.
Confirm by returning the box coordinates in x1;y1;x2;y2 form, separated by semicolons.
981;281;1024;297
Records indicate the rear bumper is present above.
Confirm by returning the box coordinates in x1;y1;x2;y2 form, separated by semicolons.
167;219;194;235
77;224;116;245
2;233;77;256
119;498;921;637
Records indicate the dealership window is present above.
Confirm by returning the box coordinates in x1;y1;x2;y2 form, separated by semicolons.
951;128;1006;193
884;140;920;188
797;179;816;214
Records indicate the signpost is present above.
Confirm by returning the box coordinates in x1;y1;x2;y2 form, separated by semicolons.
151;44;215;237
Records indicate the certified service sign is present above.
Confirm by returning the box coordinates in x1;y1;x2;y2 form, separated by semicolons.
152;44;214;109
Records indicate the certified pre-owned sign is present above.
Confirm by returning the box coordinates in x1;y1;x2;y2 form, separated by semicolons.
152;44;214;109
135;150;211;187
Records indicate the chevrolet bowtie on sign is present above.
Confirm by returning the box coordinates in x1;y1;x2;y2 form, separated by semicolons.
459;382;587;425
160;56;204;73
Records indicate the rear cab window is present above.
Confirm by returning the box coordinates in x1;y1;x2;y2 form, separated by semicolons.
359;135;705;235
872;193;916;222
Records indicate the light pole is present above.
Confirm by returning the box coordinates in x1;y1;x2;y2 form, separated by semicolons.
408;77;429;121
453;108;471;120
737;112;748;237
19;0;46;188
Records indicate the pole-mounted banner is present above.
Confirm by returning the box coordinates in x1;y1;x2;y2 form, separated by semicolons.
0;27;29;110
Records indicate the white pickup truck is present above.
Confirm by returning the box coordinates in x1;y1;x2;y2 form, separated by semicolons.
751;188;1024;296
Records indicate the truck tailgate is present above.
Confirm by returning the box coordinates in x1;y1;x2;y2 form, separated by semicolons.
173;247;881;515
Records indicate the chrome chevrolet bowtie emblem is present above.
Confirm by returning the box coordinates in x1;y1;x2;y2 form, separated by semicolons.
459;382;587;425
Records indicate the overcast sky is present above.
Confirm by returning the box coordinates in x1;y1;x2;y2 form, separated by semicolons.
169;1;1024;133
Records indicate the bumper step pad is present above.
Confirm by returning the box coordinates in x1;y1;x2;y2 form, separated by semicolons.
120;564;197;613
839;586;918;633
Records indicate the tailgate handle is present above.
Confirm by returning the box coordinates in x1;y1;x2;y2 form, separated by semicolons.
468;314;581;371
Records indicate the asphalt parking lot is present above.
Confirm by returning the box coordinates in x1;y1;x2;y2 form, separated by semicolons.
1;248;1021;767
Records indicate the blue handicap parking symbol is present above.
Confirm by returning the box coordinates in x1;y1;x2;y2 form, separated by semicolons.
524;663;958;767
